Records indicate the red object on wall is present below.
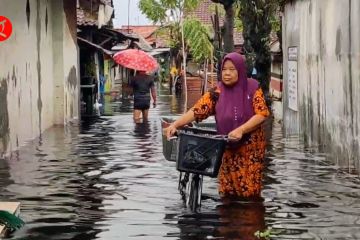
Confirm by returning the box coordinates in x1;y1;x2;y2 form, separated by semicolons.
270;78;283;92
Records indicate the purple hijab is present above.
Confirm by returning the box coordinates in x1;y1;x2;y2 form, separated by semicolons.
215;53;259;135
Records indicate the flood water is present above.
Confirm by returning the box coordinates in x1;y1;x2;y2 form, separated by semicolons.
1;85;360;240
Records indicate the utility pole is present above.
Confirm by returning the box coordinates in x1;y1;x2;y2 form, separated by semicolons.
180;2;187;112
127;0;130;33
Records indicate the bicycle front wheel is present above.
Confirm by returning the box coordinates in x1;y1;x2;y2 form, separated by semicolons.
187;174;203;212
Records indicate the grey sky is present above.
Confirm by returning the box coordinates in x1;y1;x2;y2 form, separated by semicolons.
113;0;151;28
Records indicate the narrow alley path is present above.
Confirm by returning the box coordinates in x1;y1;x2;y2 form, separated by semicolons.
0;86;359;240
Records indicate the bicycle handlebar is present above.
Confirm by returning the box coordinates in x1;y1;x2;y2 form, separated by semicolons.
169;129;228;142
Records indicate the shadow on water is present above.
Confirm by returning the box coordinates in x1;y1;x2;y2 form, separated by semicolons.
0;84;360;239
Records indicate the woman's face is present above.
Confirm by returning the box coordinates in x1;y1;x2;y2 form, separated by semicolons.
221;60;238;86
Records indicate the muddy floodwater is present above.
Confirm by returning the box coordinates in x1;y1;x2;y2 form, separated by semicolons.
1;86;360;239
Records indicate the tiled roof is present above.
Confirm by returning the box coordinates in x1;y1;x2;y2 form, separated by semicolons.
117;26;159;41
77;0;113;26
116;26;169;47
77;7;98;26
188;0;219;25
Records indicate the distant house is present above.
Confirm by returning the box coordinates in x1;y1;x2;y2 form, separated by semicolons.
116;25;169;48
115;26;171;84
77;0;136;116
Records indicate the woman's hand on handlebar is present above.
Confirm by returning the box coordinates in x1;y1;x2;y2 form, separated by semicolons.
166;124;178;140
228;127;244;142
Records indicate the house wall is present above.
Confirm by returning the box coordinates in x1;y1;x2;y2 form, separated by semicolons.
283;0;360;172
0;0;79;156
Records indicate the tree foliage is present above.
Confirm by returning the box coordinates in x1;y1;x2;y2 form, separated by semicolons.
138;0;213;63
183;19;213;62
237;0;283;95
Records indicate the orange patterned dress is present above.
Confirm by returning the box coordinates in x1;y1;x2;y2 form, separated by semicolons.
192;87;270;199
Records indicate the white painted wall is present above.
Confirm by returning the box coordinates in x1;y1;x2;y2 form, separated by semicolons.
0;0;79;156
283;0;360;172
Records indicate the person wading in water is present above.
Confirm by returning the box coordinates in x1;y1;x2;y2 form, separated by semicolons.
130;71;157;123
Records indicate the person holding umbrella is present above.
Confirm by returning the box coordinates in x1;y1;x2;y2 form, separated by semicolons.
113;49;159;122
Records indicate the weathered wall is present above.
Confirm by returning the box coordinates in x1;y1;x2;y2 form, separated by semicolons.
0;0;79;156
283;0;360;172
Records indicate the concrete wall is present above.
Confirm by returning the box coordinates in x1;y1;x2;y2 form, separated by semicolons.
0;0;79;156
283;0;360;172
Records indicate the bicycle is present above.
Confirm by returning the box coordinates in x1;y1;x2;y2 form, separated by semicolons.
161;117;227;212
178;171;203;212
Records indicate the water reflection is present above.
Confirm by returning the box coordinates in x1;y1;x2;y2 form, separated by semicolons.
132;121;158;161
0;126;113;239
134;121;151;139
215;201;265;240
172;200;265;240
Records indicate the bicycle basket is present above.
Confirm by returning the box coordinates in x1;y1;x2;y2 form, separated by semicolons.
161;117;178;162
176;131;226;178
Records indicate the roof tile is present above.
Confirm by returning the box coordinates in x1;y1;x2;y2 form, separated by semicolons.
77;0;113;26
188;0;243;45
77;7;98;26
117;26;159;40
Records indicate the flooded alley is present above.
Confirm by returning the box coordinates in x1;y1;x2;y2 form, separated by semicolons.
0;86;360;240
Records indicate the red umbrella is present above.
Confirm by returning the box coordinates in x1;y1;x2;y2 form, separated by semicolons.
113;49;158;72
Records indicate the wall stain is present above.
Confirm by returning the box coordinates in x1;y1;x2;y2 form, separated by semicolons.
67;66;77;89
70;103;74;119
36;0;43;136
319;12;324;59
0;78;10;154
348;0;355;167
316;58;321;145
26;0;31;29
65;94;67;121
12;65;17;87
335;28;341;61
45;6;48;34
63;0;77;44
67;66;77;119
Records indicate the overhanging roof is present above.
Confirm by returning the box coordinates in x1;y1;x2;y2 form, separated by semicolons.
78;37;114;55
101;28;138;42
77;27;139;56
149;48;171;56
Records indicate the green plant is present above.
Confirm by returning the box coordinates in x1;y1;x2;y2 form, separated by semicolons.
255;228;272;239
84;62;96;77
183;18;213;62
139;0;213;64
0;210;25;231
254;227;283;239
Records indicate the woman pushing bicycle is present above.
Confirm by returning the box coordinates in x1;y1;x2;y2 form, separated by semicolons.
166;52;270;200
